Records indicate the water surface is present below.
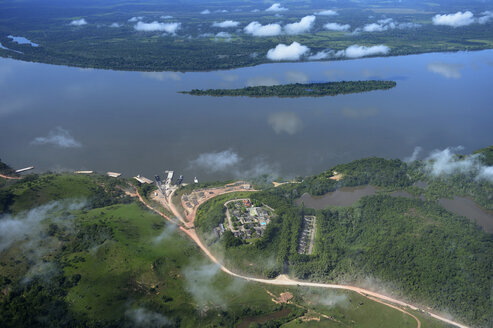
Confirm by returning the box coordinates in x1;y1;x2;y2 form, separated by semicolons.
296;185;377;208
439;196;493;233
1;50;492;182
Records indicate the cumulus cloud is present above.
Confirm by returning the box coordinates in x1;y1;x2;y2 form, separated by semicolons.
266;3;288;12
308;50;332;60
126;308;171;327
161;15;173;19
128;16;143;22
268;112;303;135
284;15;316;35
362;18;420;32
190;150;240;172
109;22;122;28
246;76;280;87
31;127;81;148
215;32;231;40
324;22;351;31
70;19;87;26
478;11;493;24
316;10;337;16
266;42;310;61
213;20;240;28
427;62;463;79
200;10;211;15
424;146;493;182
343;44;390;58
244;21;282;36
134;21;181;34
432;11;475;27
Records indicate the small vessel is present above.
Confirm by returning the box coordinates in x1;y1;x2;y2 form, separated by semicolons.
194;177;199;183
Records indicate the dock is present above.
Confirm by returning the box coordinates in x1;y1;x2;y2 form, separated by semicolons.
134;174;153;184
75;170;93;174
107;172;121;178
15;166;34;173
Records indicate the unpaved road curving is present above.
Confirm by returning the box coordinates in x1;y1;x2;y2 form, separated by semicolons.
0;173;22;180
134;185;469;328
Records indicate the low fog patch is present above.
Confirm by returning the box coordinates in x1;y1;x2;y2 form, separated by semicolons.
404;146;423;163
126;307;172;327
31;126;81;148
424;146;493;182
0;200;86;281
128;16;143;22
190;149;240;172
153;223;177;245
200;10;211;15
183;262;245;309
266;42;310;61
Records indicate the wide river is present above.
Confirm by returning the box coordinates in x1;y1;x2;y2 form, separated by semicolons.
1;50;492;182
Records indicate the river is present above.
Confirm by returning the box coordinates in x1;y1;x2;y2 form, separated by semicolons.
1;50;492;182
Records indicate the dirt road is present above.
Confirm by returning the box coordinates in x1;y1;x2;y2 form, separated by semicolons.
0;173;22;180
134;185;469;328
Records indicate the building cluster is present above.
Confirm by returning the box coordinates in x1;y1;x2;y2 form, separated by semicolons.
298;215;316;255
215;199;274;241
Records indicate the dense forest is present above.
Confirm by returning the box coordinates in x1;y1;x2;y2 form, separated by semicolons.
196;154;493;327
180;81;396;98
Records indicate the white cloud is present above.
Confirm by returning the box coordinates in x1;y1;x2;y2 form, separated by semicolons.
363;22;389;32
427;62;463;79
70;19;87;26
266;3;288;12
424;147;493;183
308;50;333;60
343;44;390;58
404;146;423;162
134;21;181;34
432;11;475;27
31;127;81;148
268;112;303;135
266;42;310;61
128;16;143;22
190;150;240;172
161;15;173;19
200;10;211;15
109;22;121;28
244;21;282;36
284;15;316;35
246;77;280;87
213;20;240;28
478;11;493;24
215;9;228;13
316;10;337;16
215;32;231;40
324;22;351;31
251;9;260;13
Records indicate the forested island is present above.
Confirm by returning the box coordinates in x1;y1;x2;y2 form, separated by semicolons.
180;80;397;98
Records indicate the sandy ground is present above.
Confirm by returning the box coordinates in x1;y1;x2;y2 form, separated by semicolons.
132;184;469;328
329;172;344;181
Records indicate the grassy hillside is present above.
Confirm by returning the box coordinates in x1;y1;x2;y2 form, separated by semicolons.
0;168;448;327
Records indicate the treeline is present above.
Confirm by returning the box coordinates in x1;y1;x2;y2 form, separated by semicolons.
180;80;396;98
